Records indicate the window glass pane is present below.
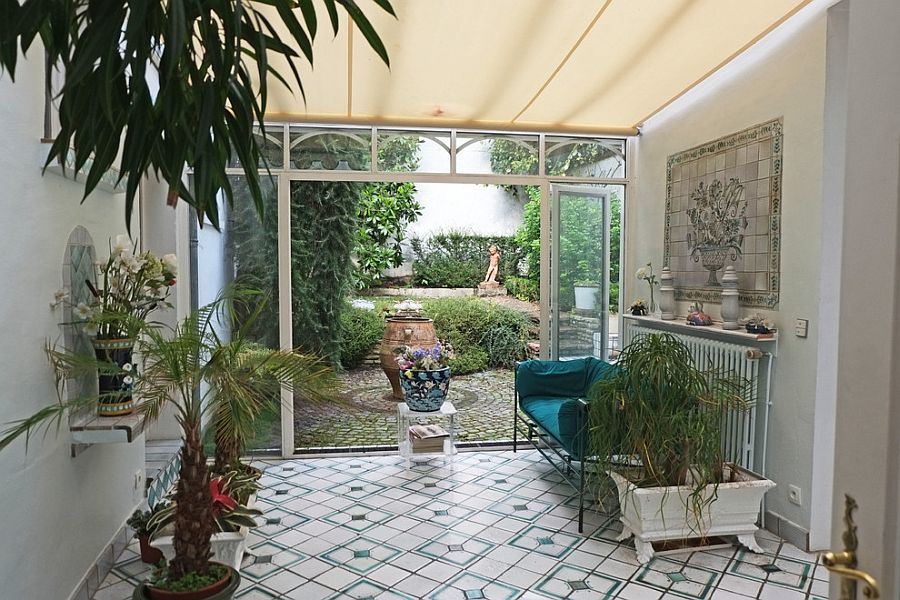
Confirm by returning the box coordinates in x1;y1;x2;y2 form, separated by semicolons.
459;133;539;176
545;136;626;178
227;124;284;169
289;126;371;171
376;130;447;173
197;175;282;454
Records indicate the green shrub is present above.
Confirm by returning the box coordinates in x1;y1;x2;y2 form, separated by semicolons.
505;276;539;302
423;297;530;374
339;306;385;369
411;231;523;288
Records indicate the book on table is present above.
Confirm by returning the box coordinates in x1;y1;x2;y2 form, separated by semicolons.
409;424;449;452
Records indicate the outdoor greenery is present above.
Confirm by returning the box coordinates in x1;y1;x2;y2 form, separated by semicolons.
422;297;531;374
410;231;522;288
339;304;385;369
504;276;539;303
353;137;423;289
0;0;394;229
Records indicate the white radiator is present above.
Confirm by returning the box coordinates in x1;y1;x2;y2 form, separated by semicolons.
622;322;772;476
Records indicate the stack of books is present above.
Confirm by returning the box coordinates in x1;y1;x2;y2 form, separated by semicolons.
408;424;449;453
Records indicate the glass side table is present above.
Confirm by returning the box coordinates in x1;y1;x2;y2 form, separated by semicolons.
397;401;457;466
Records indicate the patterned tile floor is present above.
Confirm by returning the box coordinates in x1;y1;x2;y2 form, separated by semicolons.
97;451;829;600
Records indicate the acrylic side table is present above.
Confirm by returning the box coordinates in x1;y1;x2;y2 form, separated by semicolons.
397;401;457;466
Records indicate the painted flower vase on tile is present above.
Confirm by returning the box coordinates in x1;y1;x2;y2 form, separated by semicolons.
395;341;454;412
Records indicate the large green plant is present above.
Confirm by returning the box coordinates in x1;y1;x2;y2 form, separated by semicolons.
587;333;750;503
0;288;334;585
0;0;393;228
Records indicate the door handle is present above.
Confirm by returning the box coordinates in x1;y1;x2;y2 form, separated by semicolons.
821;495;880;599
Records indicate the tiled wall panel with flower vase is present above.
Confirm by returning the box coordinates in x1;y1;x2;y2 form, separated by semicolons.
664;118;783;308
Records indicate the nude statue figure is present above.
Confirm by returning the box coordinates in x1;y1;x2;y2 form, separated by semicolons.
483;244;500;283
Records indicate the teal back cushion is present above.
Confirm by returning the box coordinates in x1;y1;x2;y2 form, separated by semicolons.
516;357;616;398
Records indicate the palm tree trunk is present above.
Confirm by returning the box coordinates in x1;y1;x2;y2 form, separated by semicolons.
170;421;215;579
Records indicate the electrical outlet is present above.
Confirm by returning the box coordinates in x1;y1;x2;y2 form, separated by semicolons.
788;485;802;506
134;469;144;492
794;318;809;338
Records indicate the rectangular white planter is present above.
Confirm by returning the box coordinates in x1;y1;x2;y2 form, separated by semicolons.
609;465;775;564
151;493;258;571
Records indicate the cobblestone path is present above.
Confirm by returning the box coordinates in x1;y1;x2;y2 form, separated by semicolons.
294;367;514;448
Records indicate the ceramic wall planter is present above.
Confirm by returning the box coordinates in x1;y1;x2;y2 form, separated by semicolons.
609;465;775;564
152;495;257;571
92;337;136;416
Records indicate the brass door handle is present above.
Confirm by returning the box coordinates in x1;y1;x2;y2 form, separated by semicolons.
821;495;881;599
822;551;880;598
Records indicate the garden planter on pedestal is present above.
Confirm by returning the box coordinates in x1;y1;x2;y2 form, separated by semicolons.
380;317;437;399
92;338;136;416
132;563;240;600
152;495;257;571
573;284;599;311
399;367;451;412
609;465;776;564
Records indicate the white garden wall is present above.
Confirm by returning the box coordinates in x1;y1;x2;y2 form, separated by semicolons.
0;56;146;598
627;5;829;546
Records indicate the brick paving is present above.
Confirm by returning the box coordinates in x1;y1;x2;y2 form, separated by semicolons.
294;366;514;448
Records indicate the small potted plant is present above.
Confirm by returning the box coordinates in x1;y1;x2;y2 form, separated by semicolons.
628;298;648;316
395;341;454;412
743;313;775;334
128;507;165;564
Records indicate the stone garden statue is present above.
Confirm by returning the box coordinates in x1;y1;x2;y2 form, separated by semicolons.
483;244;500;283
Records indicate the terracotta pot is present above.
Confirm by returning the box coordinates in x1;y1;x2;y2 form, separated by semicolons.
138;535;163;564
133;563;240;600
379;317;437;400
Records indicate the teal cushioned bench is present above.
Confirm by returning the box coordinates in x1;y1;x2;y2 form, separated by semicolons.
515;357;616;460
513;357;617;531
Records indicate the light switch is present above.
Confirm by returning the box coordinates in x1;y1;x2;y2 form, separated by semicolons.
795;318;808;338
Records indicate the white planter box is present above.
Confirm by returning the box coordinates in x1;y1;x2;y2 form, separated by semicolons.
151;493;258;571
609;466;775;564
574;285;599;311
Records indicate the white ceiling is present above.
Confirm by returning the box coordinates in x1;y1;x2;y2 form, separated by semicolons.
264;0;812;135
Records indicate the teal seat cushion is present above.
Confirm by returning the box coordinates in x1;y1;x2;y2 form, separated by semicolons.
516;358;618;461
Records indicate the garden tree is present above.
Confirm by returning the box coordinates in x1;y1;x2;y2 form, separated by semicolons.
0;0;394;229
353;136;423;288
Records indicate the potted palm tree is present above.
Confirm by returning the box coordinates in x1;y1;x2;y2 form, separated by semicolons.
0;288;334;599
587;333;775;564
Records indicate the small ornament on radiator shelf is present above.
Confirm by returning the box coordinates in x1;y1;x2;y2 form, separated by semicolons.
659;266;675;320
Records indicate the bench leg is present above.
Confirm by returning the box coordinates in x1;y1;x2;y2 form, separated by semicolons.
578;459;585;533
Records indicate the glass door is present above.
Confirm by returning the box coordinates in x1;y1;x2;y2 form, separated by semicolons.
550;185;610;360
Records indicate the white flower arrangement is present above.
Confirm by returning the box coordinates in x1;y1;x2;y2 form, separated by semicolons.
394;300;423;314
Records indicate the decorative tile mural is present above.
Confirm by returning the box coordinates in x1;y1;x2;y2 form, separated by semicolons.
664;118;783;308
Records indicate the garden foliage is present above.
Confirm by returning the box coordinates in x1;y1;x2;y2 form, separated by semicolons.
410;231;523;288
339;305;385;369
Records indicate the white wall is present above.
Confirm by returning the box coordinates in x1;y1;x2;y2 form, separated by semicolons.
628;5;829;540
0;56;146;598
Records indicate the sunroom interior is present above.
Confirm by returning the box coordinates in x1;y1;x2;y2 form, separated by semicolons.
2;0;899;599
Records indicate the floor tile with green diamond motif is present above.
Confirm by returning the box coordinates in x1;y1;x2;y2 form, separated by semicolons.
320;536;403;574
729;549;813;590
472;474;529;493
486;494;553;522
508;525;581;558
322;503;392;532
328;579;417;600
414;531;496;567
535;564;624;599
428;572;521;600
636;557;719;599
410;500;475;527
242;541;305;581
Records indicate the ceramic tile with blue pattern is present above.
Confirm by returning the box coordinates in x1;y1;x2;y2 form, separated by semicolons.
242;541;305;581
235;585;282;599
410;500;476;527
508;525;581;558
472;474;530;493
729;549;812;590
327;480;388;500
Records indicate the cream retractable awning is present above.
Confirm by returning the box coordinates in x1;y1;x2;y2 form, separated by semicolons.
264;0;812;135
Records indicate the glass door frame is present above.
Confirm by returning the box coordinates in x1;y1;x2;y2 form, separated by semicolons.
549;184;612;361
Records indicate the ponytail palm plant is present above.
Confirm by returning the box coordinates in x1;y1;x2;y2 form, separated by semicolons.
0;287;335;588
